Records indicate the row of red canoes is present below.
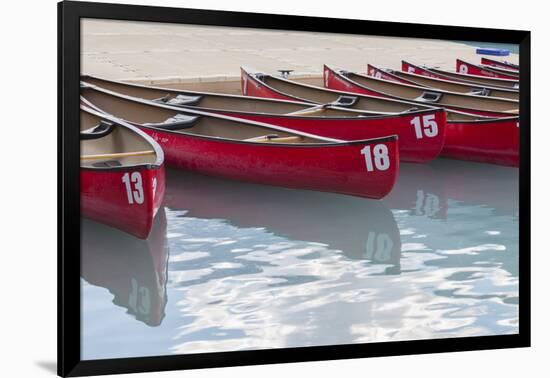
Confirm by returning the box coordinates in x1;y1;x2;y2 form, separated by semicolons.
80;59;520;238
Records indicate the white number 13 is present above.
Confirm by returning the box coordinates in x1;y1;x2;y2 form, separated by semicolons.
122;172;144;204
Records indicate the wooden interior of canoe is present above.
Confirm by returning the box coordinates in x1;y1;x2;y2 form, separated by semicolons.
262;75;424;113
83;75;390;118
80;88;329;144
344;72;518;112
390;71;519;100
80;110;158;168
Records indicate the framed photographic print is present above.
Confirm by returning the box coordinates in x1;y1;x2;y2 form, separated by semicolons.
58;0;530;376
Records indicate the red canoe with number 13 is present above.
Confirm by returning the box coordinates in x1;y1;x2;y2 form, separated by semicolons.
80;106;166;239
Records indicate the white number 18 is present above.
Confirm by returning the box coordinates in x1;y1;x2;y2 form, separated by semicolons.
361;144;390;172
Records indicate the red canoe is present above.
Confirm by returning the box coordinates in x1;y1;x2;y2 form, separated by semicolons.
456;59;519;79
402;60;519;90
441;116;519;167
324;66;519;166
80;86;400;199
80;106;166;239
324;64;518;117
481;57;519;71
366;64;518;100
82;75;445;163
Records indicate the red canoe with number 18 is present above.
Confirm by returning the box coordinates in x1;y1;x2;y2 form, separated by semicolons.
81;86;400;199
80;106;166;239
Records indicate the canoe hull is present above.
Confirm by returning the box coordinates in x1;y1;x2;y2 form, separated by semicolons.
441;118;519;167
81;165;166;239
456;59;518;80
142;128;399;199
213;109;446;164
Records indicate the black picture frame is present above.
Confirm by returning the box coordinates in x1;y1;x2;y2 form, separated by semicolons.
58;1;531;376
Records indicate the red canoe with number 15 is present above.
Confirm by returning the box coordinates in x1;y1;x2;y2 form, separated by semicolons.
80;106;166;239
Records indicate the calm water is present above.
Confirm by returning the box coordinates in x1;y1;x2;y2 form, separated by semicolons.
81;158;519;360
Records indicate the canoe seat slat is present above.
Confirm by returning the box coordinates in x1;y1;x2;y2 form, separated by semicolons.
286;106;326;116
81;150;155;160
91;160;123;168
144;113;200;131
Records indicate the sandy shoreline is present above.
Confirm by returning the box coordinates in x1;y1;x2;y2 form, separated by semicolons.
81;19;519;93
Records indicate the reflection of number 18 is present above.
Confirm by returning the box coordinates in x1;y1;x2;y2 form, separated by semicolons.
365;231;393;262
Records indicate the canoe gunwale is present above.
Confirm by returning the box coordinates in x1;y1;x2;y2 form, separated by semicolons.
242;66;432;109
374;65;519;95
80;105;165;172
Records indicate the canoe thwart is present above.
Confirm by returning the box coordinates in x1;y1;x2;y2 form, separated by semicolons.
81;150;156;160
245;134;304;143
286;105;326;116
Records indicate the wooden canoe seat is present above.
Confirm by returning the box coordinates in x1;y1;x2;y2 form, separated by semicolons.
414;91;442;103
80;121;115;140
143;113;200;131
81;150;155;160
245;134;304;143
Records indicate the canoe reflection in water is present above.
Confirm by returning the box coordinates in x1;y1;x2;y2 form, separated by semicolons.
81;207;169;326
164;169;402;272
386;158;518;220
81;158;518;359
